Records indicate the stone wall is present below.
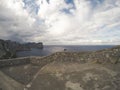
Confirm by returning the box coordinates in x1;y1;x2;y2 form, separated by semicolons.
0;57;30;68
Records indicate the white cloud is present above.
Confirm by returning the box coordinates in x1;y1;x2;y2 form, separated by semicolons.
0;0;120;45
0;0;46;42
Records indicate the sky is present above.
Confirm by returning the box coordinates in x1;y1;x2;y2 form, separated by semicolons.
0;0;120;45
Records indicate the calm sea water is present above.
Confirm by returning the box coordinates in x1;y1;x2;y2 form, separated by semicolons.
17;45;115;57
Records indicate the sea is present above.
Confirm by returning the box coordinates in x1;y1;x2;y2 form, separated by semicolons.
16;45;115;57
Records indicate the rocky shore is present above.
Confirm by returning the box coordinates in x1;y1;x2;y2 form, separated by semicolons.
0;45;120;90
0;39;43;59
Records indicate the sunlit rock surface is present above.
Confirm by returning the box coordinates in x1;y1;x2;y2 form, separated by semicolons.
0;46;120;90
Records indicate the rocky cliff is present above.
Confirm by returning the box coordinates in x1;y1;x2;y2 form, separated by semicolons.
0;39;16;59
0;39;43;59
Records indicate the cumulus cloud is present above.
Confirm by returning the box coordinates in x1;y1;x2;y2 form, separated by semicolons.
0;0;120;45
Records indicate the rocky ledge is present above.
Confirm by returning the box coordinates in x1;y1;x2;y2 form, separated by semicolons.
0;39;43;59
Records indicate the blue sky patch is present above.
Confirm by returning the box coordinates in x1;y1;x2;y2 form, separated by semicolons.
23;0;40;14
64;0;76;9
64;0;74;4
61;8;72;14
89;0;104;9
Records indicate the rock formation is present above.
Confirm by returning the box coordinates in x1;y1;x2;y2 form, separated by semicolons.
0;39;43;59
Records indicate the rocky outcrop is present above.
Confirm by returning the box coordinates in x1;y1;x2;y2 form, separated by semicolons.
0;39;43;59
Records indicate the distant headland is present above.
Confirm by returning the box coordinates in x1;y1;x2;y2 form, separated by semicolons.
0;39;43;59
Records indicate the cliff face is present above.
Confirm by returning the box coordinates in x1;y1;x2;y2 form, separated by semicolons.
0;39;43;59
0;40;16;59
